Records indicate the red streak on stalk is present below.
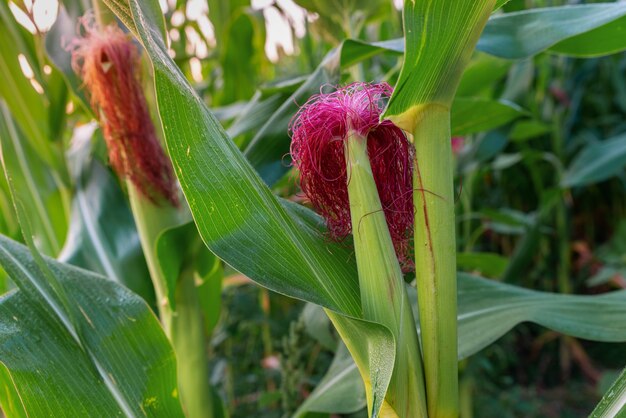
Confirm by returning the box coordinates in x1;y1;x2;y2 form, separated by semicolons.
414;157;436;279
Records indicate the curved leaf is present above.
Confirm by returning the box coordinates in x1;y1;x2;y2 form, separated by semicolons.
590;366;626;418
302;274;626;411
549;14;626;58
454;274;626;359
293;343;366;417
0;2;50;163
451;98;524;136
302;302;336;351
0;234;184;417
116;0;360;318
561;134;626;188
478;3;626;59
0;103;67;256
325;311;395;417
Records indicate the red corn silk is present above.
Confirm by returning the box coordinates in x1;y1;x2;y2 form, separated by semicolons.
70;22;178;206
289;82;415;271
451;136;464;155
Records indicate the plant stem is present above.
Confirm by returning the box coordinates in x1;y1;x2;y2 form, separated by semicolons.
127;185;214;418
171;267;215;418
412;105;458;418
127;185;179;330
344;129;427;417
459;375;473;418
552;100;571;295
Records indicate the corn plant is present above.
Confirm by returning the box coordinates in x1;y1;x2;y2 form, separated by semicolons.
1;0;626;417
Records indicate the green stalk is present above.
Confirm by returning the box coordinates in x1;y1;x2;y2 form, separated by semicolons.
344;129;427;417
459;374;473;418
552;99;571;295
127;185;179;331
412;105;458;418
128;185;214;418
381;1;496;415
171;267;215;418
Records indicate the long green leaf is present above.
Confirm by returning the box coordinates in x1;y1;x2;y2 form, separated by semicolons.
301;273;626;413
383;0;496;130
0;2;50;161
0;234;184;417
325;311;396;417
303;273;626;418
0;103;67;256
453;274;626;359
478;3;626;59
293;343;365;417
451;98;524;136
550;15;626;58
114;0;360;317
302;302;336;351
590;367;626;418
561;134;626;188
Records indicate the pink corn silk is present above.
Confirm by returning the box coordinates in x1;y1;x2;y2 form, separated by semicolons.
451;136;464;155
70;22;178;206
290;82;415;270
